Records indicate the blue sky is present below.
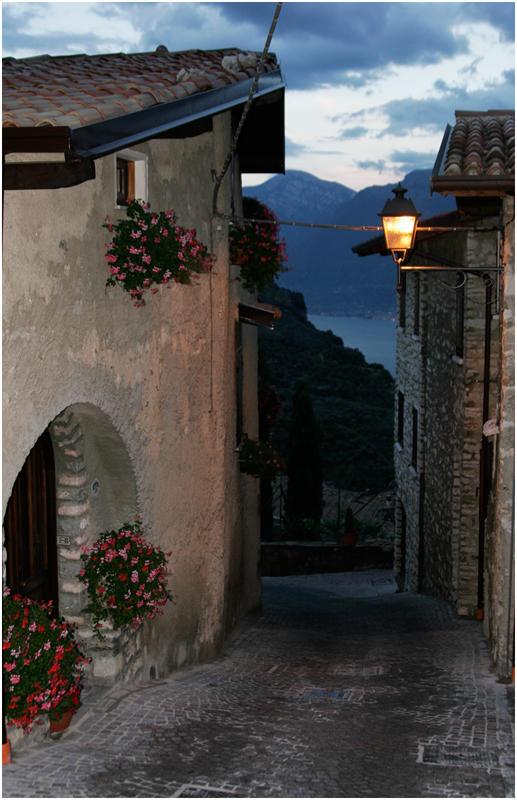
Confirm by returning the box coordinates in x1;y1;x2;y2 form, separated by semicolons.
2;2;515;190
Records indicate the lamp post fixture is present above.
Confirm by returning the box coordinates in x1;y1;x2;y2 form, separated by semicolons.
379;183;420;291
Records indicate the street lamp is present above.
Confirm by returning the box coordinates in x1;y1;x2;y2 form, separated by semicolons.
379;183;420;291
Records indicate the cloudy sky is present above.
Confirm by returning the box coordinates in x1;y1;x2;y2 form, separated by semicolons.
2;2;515;191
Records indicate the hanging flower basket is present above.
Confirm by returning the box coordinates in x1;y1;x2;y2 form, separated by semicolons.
258;379;283;427
104;199;214;307
2;591;88;733
79;518;173;639
229;197;289;293
239;435;284;481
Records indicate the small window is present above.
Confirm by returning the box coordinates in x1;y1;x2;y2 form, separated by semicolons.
411;408;418;469
114;149;148;207
399;272;406;328
397;391;404;446
413;273;420;336
116;158;135;206
456;272;465;358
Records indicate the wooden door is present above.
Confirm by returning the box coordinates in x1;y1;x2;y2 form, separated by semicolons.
4;430;59;612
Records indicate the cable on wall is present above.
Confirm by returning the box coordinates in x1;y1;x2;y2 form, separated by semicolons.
212;1;283;220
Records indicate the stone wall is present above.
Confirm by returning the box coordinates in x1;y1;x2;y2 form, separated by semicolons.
395;224;504;615
394;206;514;677
261;542;394;576
2;113;261;688
394;267;428;592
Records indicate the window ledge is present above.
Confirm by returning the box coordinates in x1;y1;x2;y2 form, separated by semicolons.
451;354;464;366
395;442;403;452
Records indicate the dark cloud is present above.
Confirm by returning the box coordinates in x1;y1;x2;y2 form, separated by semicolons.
2;2;514;98
337;126;369;140
375;70;516;137
390;150;436;172
332;69;515;141
356;159;387;172
285;137;311;157
2;3;135;56
211;2;514;90
285;137;345;158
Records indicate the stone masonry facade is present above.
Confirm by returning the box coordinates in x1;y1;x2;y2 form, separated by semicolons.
394;201;514;678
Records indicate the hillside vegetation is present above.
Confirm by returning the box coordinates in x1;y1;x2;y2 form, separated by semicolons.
258;285;395;494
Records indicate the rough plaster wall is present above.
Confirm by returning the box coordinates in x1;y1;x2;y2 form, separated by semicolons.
2;112;260;682
484;197;515;677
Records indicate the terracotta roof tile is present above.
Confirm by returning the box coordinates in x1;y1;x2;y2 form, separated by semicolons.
442;111;515;178
2;48;278;130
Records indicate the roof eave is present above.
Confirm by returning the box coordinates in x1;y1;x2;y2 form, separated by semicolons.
72;69;284;159
430;175;515;197
2;69;285;160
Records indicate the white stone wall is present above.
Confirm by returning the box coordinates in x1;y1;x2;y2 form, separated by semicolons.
2;113;261;686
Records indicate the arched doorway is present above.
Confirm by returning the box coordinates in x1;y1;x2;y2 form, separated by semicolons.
4;429;59;612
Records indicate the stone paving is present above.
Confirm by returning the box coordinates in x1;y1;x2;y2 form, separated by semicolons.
3;570;515;798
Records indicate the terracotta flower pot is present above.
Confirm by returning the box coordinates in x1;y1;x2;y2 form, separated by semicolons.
50;710;74;734
343;531;357;547
2;740;12;765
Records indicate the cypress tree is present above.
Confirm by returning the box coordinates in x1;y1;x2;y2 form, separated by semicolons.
285;381;323;524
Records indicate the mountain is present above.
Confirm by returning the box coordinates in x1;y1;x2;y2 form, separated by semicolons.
244;169;457;318
244;170;356;251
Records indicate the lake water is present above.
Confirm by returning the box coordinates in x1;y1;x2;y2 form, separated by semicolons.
308;315;396;377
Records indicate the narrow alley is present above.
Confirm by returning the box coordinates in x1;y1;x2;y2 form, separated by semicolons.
3;571;514;799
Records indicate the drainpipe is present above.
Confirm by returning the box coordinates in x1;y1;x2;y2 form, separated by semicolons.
477;275;492;619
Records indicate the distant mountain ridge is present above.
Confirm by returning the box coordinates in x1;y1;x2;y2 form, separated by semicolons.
244;170;356;251
245;169;456;318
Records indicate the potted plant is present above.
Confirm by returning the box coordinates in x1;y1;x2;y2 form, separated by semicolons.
239;435;285;481
229;197;289;293
2;591;88;734
343;507;357;546
78;518;173;639
104;199;214;306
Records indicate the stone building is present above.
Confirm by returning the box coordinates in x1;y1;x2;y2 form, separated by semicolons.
353;110;514;679
2;47;285;696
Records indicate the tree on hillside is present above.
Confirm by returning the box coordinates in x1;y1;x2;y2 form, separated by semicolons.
258;339;282;538
285;381;323;525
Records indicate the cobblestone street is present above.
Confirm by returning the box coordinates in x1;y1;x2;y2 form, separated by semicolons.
3;571;515;798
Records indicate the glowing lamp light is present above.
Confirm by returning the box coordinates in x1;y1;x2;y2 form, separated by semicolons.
379;183;420;264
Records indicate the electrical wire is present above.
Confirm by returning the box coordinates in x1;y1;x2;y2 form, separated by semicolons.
212;2;283;219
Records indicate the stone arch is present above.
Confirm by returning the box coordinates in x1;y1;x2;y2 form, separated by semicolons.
48;403;139;624
32;403;141;685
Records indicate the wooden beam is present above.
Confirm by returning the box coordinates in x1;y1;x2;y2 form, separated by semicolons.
3;126;72;155
3;159;95;190
238;302;278;330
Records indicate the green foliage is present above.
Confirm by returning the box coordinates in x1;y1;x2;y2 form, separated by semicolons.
344;507;355;533
258;285;395;493
79;519;173;639
240;436;284;482
229;197;289;293
3;592;88;731
263;513;386;544
285;381;324;525
104;199;213;306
